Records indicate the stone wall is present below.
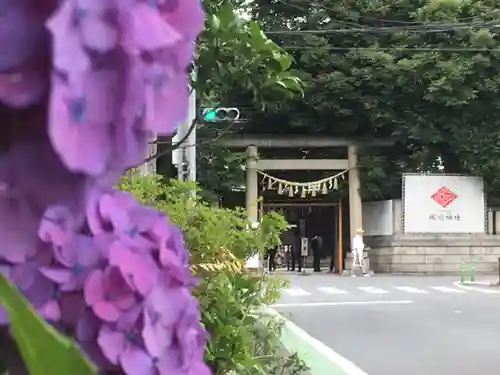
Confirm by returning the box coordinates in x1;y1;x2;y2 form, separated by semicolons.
364;234;500;274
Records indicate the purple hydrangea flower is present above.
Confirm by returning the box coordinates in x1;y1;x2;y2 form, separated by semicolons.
0;0;207;374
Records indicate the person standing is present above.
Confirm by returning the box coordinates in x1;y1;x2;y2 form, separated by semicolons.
329;243;336;273
311;235;323;272
281;227;295;271
351;228;366;276
294;228;303;272
268;245;277;272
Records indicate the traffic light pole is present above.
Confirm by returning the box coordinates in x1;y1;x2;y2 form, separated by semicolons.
185;86;196;182
175;82;196;183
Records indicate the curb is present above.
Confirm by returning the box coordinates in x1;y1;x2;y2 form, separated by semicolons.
453;281;500;293
263;308;368;375
458;281;494;286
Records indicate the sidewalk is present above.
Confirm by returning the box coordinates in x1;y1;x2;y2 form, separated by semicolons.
264;308;368;375
457;273;499;286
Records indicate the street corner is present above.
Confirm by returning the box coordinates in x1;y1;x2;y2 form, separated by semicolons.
453;280;500;293
269;308;369;375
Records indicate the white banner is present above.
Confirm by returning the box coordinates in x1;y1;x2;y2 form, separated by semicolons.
403;174;485;233
300;237;309;256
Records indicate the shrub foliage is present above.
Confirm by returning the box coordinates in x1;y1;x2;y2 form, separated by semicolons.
119;174;307;375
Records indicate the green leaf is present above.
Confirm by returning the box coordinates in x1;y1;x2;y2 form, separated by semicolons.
209;14;221;31
0;275;96;375
274;53;292;71
218;1;237;30
275;77;304;94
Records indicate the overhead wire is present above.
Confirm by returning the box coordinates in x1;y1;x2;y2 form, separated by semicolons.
280;46;500;52
140;117;240;165
266;0;486;25
265;21;500;35
258;1;500;52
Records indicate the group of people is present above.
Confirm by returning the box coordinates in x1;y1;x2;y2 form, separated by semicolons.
265;228;367;275
266;234;325;272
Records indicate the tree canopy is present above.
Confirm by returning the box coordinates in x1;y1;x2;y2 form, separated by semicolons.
201;0;500;203
204;0;500;204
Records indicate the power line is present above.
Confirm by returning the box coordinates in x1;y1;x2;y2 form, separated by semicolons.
265;21;500;35
280;46;500;52
258;0;500;36
139;118;240;165
266;0;485;26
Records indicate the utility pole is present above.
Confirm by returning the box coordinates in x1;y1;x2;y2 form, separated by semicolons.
173;82;196;182
185;86;196;182
139;136;157;175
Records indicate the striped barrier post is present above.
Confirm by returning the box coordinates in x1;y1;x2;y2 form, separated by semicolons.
460;262;465;284
460;259;476;284
470;258;476;283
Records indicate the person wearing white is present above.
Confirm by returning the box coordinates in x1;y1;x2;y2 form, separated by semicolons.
351;228;366;276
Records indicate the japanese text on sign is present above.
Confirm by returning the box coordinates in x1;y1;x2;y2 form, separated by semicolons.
429;212;460;221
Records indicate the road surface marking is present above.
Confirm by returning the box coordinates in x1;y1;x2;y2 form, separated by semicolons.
317;286;347;294
358;286;389;294
271;300;413;308
430;286;465;293
453;281;500;294
394;286;428;294
282;287;310;297
264;308;369;375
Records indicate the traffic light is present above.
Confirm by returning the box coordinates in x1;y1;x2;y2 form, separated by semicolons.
201;107;240;122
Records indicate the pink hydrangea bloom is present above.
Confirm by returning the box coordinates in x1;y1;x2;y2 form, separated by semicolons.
84;267;137;323
0;0;208;374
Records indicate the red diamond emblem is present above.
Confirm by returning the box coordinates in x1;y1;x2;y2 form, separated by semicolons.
431;186;457;208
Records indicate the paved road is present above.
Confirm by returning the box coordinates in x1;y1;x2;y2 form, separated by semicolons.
274;273;500;375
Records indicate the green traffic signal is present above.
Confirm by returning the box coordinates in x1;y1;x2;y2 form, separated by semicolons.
204;109;217;121
202;107;240;122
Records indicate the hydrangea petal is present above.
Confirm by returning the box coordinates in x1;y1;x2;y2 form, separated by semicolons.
79;14;119;52
39;300;61;321
98;327;125;365
84;269;105;305
46;0;91;72
93;301;121;322
120;347;155;375
129;3;182;51
109;245;159;296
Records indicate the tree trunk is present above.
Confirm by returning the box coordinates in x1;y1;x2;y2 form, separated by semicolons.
441;148;462;174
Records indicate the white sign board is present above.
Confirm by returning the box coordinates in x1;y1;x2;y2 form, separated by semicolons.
403;175;485;233
300;237;309;256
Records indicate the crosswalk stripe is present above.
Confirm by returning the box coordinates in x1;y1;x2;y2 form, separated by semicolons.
282;287;311;297
358;286;389;294
430;286;465;293
317;286;347;294
394;286;428;294
281;285;498;297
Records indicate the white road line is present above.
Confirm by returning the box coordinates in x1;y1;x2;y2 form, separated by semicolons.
317;286;347;294
264;308;369;375
453;281;500;294
282;287;311;297
271;300;414;308
430;286;465;293
358;286;389;294
394;286;428;294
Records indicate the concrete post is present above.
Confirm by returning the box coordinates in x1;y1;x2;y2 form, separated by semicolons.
139;137;157;175
497;257;500;285
246;145;259;224
348;145;363;246
245;145;260;271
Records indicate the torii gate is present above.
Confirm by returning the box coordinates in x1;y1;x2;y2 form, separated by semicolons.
218;135;393;271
